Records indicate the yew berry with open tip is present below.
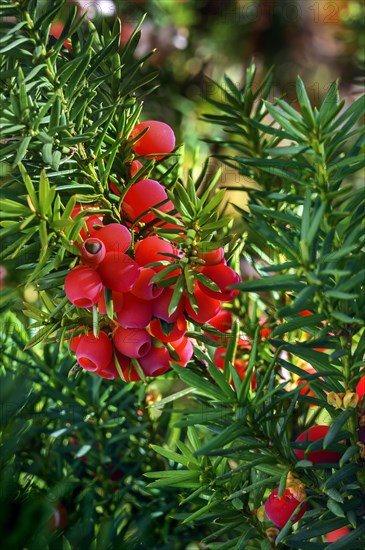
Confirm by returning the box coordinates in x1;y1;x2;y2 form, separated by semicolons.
98;359;119;380
113;327;151;359
131;120;175;159
265;487;306;528
64;265;103;308
294;425;342;464
76;330;112;372
80;238;106;267
139;345;171;377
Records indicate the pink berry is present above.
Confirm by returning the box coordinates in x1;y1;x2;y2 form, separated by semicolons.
131;267;164;300
170;336;193;366
214;337;251;372
97;252;140;293
130;159;143;177
98;359;119;380
97;290;124;315
205;309;233;341
198;264;240;301
185;285;221;324
76;331;112;372
117;292;153;328
134;235;175;269
80;238;106;267
197;248;224;266
152;287;185;323
139;345;171;377
71;205;102;240
149;315;187;343
265;488;306;528
294;425;342;464
64;266;103;308
122;180;169;224
131;120;175;160
113;327;151;358
69;328;84;352
93;223;132;254
115;349;141;382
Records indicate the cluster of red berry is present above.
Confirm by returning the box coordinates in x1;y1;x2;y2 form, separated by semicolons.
64;121;240;381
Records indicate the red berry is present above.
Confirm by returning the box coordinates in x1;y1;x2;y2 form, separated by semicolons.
122;179;169;224
134;236;175;269
109;181;121;196
113;350;139;381
294;425;341;464
152;287;185;323
97;290;124;315
80;238;106;267
93;223;132;254
117;292;153;328
356;376;365;400
71;205;102;240
185;285;221;324
265;488;306;528
130;159;143;177
170;335;193;366
259;318;272;339
85;215;103;237
149;315;187;343
205;309;233;341
49;502;68;530
198;264;240;301
197;248;224;266
214;337;251;373
69;327;85;352
115;350;141;382
76;331;112;372
98;359;119;380
139;345;171;377
97;252;140;293
113;327;151;358
123;365;141;382
64;266;103;308
131;120;175;159
297;366;316;399
325;526;350;542
131;267;164;300
49;22;72;53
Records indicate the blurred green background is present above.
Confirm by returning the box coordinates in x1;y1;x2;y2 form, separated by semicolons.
1;1;364;548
